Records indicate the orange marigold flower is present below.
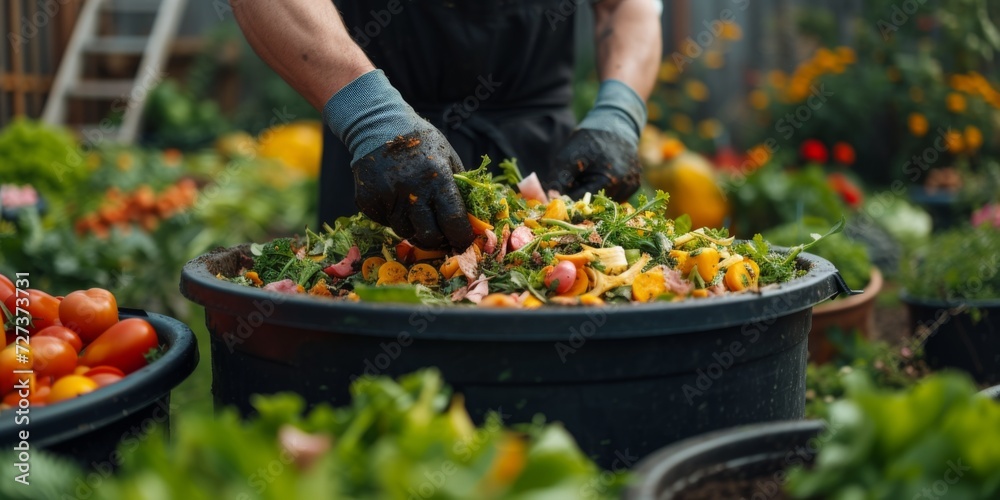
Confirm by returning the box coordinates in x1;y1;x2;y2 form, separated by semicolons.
946;93;967;113
908;113;929;137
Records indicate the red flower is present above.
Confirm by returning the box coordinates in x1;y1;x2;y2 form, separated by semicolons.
800;139;829;164
828;173;863;208
832;142;856;166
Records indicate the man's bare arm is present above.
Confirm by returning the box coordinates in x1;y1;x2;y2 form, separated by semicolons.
593;0;662;99
230;0;374;109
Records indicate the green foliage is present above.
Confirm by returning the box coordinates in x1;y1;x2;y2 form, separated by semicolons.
0;119;86;199
902;225;1000;301
805;331;930;419
144;79;230;150
727;164;849;237
788;372;1000;499
766;218;872;290
15;370;622;500
453;155;509;223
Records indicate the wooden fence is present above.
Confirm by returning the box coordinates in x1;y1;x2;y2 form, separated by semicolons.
1;0;83;126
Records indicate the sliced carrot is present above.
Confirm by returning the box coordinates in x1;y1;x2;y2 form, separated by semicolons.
440;257;463;279
691;289;709;298
555;253;590;268
467;213;495;235
543;199;569;221
361;257;386;281
412;247;446;261
376;261;408;286
407;264;440;287
560;268;590;297
480;294;519;308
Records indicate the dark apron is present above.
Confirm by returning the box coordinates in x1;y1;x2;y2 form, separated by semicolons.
320;0;577;225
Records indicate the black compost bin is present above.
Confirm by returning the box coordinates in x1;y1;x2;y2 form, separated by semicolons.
180;244;845;468
626;420;824;499
902;294;1000;384
0;309;199;469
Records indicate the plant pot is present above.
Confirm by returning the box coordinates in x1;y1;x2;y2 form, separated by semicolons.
180;244;846;468
808;267;883;364
909;187;963;233
902;294;1000;384
0;309;199;469
626;420;824;499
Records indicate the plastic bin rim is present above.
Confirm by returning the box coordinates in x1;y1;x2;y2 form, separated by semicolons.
181;244;845;340
0;310;199;448
627;419;825;499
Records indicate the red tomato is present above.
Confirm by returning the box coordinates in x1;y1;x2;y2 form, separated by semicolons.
59;288;119;344
4;289;61;334
0;274;14;303
48;375;99;404
0;344;30;394
30;385;51;406
35;326;83;353
88;373;123;387
84;366;125;378
32;337;77;380
80;318;158;374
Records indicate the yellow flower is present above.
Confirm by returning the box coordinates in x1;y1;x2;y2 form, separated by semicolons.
647;101;663;122
946;93;967;113
949;74;971;93
660;137;686;161
658;62;679;83
944;130;965;154
909;86;924;103
720;22;742;41
698;119;722;139
749;89;770;110
835;46;856;64
908;113;929;137
705;51;725;69
684;80;710;102
786;77;812;103
116;152;134;172
670;114;693;134
965;125;983;151
746;144;773;170
813;48;838;72
767;70;788;89
886;66;901;82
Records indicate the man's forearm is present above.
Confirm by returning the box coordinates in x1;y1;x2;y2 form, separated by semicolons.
231;0;375;109
593;0;662;99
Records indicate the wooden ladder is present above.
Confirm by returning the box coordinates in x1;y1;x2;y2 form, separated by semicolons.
41;0;188;144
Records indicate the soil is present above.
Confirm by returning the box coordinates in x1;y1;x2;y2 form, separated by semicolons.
675;472;793;500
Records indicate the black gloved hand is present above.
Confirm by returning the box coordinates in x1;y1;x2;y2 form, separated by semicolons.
550;129;642;202
353;130;475;249
549;79;647;202
323;70;474;249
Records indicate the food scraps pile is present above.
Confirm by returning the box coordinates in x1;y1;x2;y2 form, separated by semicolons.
225;157;842;306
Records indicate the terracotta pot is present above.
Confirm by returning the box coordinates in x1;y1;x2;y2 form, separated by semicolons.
808;267;883;363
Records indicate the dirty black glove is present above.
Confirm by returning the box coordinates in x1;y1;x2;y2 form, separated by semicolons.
550;80;646;202
324;70;474;249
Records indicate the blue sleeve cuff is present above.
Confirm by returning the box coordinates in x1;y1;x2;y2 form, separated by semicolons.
322;69;426;163
577;79;647;147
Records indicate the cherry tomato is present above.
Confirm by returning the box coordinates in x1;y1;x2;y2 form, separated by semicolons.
32;337;77;380
2;390;19;407
88;373;123;387
0;344;31;394
35;326;84;353
48;375;99;404
84;365;125;378
59;288;118;344
0;274;14;303
4;289;61;334
30;385;51;406
544;261;577;294
80;318;158;375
